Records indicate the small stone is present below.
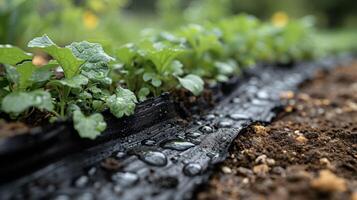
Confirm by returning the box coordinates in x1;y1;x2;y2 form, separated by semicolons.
253;125;268;136
242;178;249;184
280;91;294;99
296;135;308;143
272;166;286;176
221;166;232;174
352;192;357;200
255;155;267;164
297;93;310;101
266;158;276;166
311;170;347;192
253;164;269;176
319;158;332;169
237;167;254;177
285;106;294;112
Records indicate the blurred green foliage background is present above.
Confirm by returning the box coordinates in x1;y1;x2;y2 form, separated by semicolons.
1;0;356;52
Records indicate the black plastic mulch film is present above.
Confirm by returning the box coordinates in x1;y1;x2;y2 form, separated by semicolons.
0;56;353;200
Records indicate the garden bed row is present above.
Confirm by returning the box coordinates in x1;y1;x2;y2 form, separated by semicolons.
0;56;352;200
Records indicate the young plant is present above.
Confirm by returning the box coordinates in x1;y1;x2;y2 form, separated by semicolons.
114;40;204;99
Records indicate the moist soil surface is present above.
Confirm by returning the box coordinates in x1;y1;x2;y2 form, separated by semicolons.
196;62;357;200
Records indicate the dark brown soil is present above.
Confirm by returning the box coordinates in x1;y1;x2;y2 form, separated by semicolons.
196;62;357;200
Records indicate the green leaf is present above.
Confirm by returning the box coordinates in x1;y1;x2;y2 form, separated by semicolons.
73;110;107;139
178;74;204;96
67;41;114;63
138;87;150;101
0;45;32;65
106;87;137;118
115;43;137;65
67;41;114;84
30;64;55;84
1;90;54;115
139;41;185;74
49;75;88;89
16;62;37;90
4;65;19;85
27;35;84;78
143;72;162;87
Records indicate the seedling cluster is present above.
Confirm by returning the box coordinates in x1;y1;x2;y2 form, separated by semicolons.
0;14;316;139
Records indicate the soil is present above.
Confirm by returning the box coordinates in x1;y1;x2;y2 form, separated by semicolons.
196;62;357;200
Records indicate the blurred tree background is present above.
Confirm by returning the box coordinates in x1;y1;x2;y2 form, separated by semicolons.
1;0;356;51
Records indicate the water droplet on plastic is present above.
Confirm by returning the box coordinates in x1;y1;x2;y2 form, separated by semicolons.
183;163;202;176
185;132;202;139
76;192;94;200
116;151;126;158
251;99;267;106
231;97;241;103
228;113;249;120
200;126;213;133
113;185;123;193
217;120;232;128
74;175;89;188
87;167;96;176
194;121;203;126
53;195;71;200
161;139;195;151
205;114;215;120
257;90;270;99
141;139;156;146
139;151;167;166
111;172;139;187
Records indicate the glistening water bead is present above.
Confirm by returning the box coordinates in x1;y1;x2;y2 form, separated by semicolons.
111;172;139;187
139;151;167;166
161;139;195;151
183;163;202;176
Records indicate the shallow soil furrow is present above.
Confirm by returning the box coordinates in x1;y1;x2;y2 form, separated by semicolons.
196;61;357;200
0;57;352;200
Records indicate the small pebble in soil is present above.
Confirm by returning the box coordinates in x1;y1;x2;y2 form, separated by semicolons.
242;178;249;184
236;167;254;177
319;157;333;169
352;192;357;200
139;151;167;166
221;166;232;174
74;175;89;188
199;126;213;133
253;125;268;136
111;172;139;187
266;158;276;166
280;91;294;99
161;139;195;151
183;163;202;176
311;170;347;192
253;164;269;176
295;135;308;143
255;155;267;164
